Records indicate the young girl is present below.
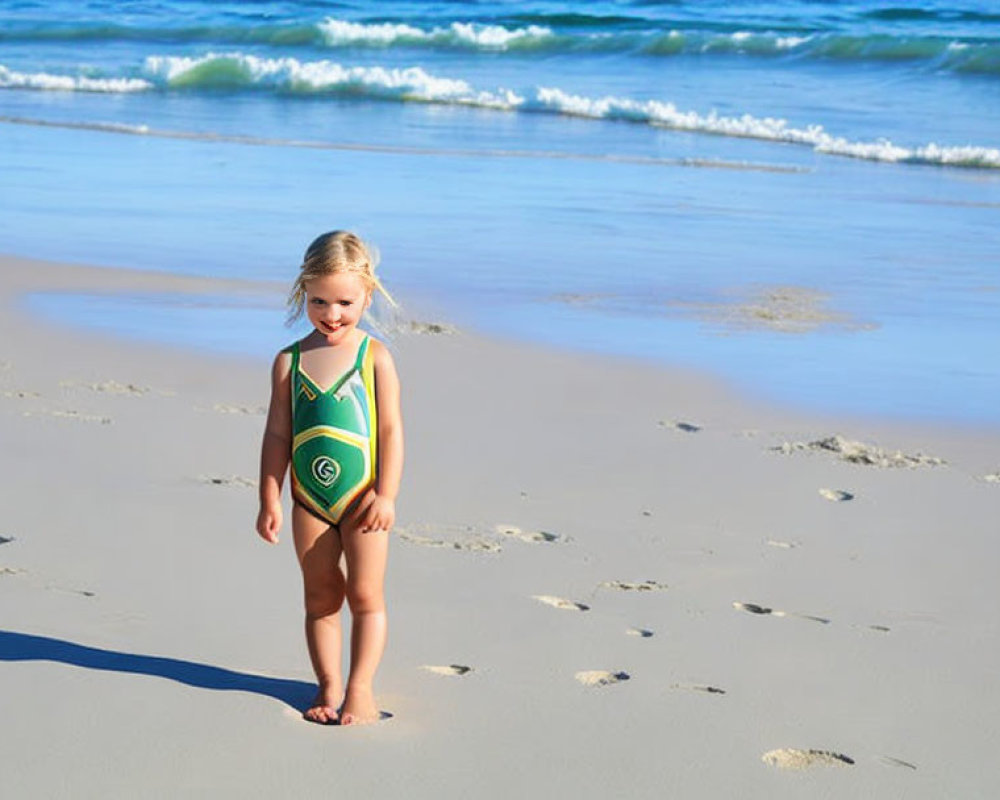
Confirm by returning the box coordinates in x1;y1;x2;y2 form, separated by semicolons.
256;230;403;726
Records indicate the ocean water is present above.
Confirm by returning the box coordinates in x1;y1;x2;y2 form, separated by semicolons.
2;1;999;425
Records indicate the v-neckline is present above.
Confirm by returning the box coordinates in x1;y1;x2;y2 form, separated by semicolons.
297;335;367;395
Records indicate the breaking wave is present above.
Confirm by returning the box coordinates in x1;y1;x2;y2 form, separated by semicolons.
2;55;998;170
316;19;557;51
0;17;998;73
0;64;150;93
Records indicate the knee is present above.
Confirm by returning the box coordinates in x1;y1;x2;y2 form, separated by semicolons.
345;580;384;614
302;575;345;618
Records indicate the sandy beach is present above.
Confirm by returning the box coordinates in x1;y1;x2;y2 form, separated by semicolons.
2;254;999;799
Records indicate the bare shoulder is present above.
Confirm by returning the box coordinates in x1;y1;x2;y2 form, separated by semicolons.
368;337;397;370
271;345;294;381
264;345;296;433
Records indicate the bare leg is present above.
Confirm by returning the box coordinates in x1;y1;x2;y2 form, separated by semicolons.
338;498;389;726
292;503;346;724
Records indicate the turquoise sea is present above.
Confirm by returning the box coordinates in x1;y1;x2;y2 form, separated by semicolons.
2;1;998;425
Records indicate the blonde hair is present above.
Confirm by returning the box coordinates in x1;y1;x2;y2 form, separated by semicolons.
286;230;396;324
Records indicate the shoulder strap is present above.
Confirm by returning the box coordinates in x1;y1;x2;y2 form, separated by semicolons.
287;342;301;412
354;334;370;371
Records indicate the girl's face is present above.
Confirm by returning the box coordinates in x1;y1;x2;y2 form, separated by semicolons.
304;272;371;344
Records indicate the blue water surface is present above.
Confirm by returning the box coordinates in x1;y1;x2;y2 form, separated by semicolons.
3;0;1000;425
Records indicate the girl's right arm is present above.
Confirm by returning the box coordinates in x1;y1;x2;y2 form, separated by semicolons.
256;350;293;544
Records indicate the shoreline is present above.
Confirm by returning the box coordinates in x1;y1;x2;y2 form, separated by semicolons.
2;253;999;798
7;251;1000;439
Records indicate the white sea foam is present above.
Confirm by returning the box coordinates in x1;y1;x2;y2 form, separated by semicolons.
695;30;807;54
776;35;810;49
0;64;150;93
317;17;553;50
529;86;1000;167
97;121;152;134
142;53;523;107
317;19;425;45
450;22;552;49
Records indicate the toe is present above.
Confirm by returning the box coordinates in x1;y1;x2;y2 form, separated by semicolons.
303;705;338;725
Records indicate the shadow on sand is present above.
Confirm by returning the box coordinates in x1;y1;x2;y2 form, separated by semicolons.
0;629;314;711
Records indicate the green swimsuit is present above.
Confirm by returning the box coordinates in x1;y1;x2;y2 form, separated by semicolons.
289;335;377;525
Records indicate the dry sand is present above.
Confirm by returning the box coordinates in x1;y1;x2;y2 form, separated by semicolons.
2;255;999;799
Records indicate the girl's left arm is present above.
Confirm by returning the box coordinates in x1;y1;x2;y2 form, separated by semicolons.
362;340;404;533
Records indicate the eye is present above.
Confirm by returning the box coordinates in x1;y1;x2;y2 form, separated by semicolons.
310;297;326;305
339;300;353;307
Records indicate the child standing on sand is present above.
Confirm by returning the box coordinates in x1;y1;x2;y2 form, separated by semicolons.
256;230;403;726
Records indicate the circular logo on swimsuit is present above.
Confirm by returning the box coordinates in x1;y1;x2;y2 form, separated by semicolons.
311;456;341;488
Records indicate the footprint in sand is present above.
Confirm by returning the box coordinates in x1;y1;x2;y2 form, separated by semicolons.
421;664;473;677
733;602;830;624
575;670;630;687
281;707;394;723
401;533;501;553
533;595;590;612
23;409;112;424
878;755;917;770
406;321;458;335
671;683;726;695
46;583;95;597
1;390;40;399
762;749;854;769
819;488;854;502
1;539;25;577
735;602;775;615
599;580;668;592
494;524;563;544
658;420;702;433
981;472;1000;483
772;434;945;469
626;627;654;638
60;379;149;396
201;475;258;488
765;539;798;549
397;524;503;553
212;403;267;415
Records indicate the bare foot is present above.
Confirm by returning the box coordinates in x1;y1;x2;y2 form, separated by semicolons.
303;683;341;725
339;685;380;726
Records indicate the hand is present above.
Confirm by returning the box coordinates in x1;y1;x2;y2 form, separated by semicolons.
360;494;395;534
256;502;282;544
